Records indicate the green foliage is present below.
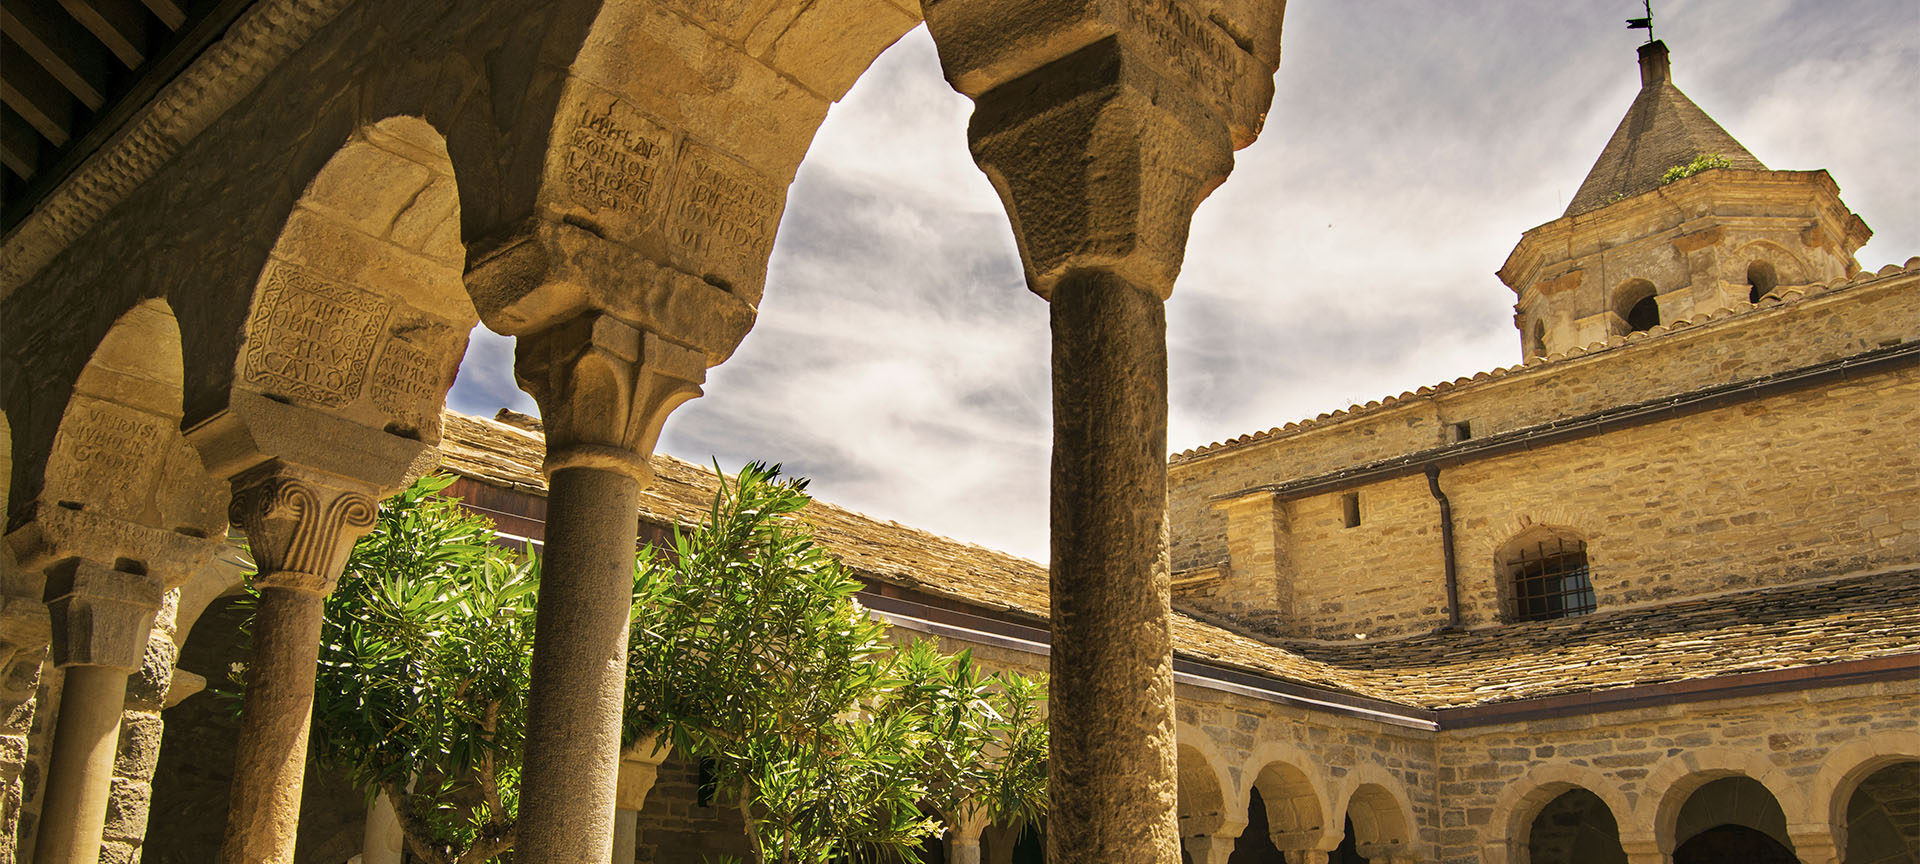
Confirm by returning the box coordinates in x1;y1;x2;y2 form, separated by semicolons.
1660;153;1732;185
626;464;1048;864
309;474;536;864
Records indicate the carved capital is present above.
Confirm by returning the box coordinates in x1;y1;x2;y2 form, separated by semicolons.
960;38;1236;300
514;312;706;484
228;465;378;596
41;558;165;670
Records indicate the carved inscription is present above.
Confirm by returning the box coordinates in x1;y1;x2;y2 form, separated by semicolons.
48;400;166;504
666;145;779;291
1125;0;1239;104
560;92;675;226
242;262;388;407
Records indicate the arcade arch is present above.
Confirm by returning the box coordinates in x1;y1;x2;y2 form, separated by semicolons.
1494;763;1633;864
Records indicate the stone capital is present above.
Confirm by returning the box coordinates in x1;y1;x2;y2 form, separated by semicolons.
227;464;379;596
616;733;670;812
40;558;165;670
1182;834;1237;864
514;312;706;484
960;37;1236;301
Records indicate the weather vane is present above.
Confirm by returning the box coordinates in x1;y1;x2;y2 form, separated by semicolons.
1627;0;1655;43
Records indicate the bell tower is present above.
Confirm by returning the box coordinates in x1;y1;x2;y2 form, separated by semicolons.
1498;41;1872;361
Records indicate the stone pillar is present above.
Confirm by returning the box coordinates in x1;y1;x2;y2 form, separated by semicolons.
219;466;378;864
1787;825;1841;864
611;809;639;864
1183;835;1236;864
362;790;404;864
947;807;992;864
1621;836;1671;864
923;1;1282;860
505;313;705;864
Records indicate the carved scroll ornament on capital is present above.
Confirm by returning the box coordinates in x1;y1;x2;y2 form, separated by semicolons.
228;476;376;595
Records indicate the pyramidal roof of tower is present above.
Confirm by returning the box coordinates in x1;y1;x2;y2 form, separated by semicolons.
1564;40;1765;217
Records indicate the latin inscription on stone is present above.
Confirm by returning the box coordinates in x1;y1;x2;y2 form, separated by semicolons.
560;91;675;228
1125;0;1240;105
242;262;388;407
369;325;458;427
49;399;166;504
666;144;779;293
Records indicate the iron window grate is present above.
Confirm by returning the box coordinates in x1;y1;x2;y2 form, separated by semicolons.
1509;537;1595;621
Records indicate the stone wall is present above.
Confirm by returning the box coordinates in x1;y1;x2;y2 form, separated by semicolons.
1429;679;1920;864
1170;268;1920;640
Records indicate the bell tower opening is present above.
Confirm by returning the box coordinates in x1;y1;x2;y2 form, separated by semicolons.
1747;261;1779;303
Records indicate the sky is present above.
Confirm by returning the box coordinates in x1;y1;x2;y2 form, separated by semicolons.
448;0;1920;563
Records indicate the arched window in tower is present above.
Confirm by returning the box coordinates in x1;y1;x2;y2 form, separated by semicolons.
1528;319;1547;358
1614;280;1660;334
1503;533;1595;622
1747;260;1779;303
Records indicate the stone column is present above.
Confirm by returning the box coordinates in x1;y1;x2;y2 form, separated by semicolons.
923;1;1282;858
362;790;404;864
611;809;639;864
219;466;378;864
1787;825;1841;864
1183;835;1236;864
24;558;158;864
1620;836;1671;864
506;314;706;864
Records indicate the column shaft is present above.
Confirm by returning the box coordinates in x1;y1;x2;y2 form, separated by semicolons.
32;665;130;864
1046;269;1178;863
221;586;326;864
516;466;643;863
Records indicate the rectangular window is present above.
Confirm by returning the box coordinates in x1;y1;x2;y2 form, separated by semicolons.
1450;420;1473;442
1341;492;1361;528
1509;537;1596;621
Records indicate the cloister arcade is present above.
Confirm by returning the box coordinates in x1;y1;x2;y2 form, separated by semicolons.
0;0;1285;861
1171;730;1920;864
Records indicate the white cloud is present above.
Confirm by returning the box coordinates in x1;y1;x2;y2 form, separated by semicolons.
449;2;1920;562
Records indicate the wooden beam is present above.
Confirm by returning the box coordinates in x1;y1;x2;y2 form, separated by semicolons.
57;0;149;69
0;36;74;146
1;107;42;180
0;3;110;109
136;0;185;30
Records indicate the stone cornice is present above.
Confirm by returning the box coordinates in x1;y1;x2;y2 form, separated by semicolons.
0;0;352;296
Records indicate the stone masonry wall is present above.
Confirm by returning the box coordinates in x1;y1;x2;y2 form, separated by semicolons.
1170;268;1917;577
1171;269;1920;640
1429;678;1920;864
1189;361;1919;640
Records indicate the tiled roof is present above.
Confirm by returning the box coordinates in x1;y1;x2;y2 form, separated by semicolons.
436;413;1920;711
1271;570;1920;708
1171;257;1920;464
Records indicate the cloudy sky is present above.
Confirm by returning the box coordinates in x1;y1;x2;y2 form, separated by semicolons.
449;0;1920;563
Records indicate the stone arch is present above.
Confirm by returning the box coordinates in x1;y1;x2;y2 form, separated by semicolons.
1732;240;1810;295
468;1;925;329
1237;741;1331;851
1176;729;1240;841
19;299;228;573
1612;278;1660;334
1491;762;1634;864
191;115;478;481
1331;764;1416;860
1809;730;1920;859
1645;747;1807;855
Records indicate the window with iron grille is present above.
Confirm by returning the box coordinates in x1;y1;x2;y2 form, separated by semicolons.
1507;537;1595;621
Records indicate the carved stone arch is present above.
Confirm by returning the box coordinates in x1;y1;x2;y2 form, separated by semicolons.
1236;740;1332;851
1808;730;1920;857
1644;746;1807;855
10;299;229;584
1490;762;1633;864
1330;763;1417;860
465;0;923;361
189;116;478;484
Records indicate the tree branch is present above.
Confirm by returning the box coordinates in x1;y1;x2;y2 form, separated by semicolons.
380;780;451;864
